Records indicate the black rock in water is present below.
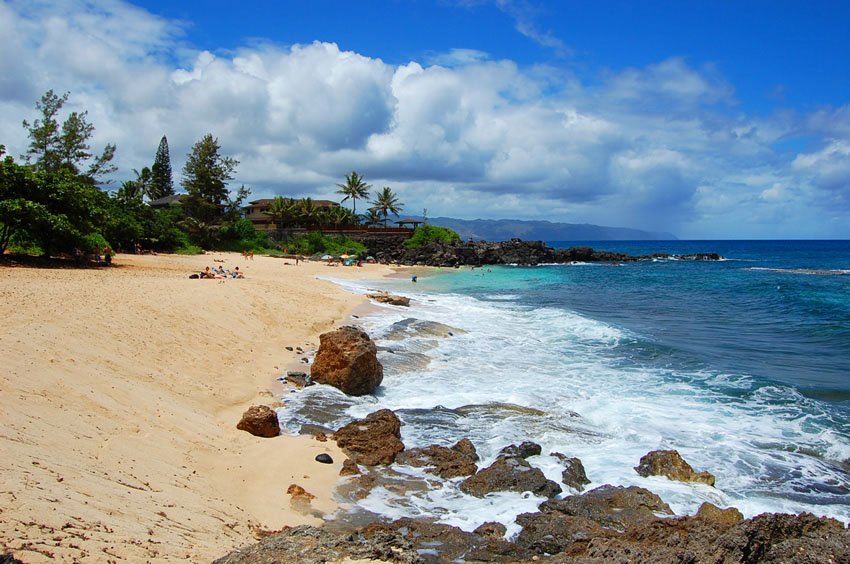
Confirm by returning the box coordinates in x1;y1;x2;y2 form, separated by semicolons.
315;453;333;464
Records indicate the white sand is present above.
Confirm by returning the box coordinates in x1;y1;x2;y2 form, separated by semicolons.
0;252;395;562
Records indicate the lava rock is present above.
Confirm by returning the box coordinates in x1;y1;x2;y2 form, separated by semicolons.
333;409;404;466
459;455;562;498
235;405;280;438
552;452;591;491
310;326;383;396
498;441;542;459
315;453;333;464
635;449;716;486
395;439;479;478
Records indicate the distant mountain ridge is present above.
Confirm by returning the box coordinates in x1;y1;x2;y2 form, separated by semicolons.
424;217;677;242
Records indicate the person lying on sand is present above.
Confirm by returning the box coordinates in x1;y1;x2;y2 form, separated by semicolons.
231;266;245;279
200;266;221;279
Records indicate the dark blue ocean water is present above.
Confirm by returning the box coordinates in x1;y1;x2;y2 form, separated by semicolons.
290;240;850;533
434;240;850;400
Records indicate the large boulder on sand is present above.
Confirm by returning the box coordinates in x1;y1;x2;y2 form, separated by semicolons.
310;326;383;396
635;449;716;486
236;405;280;438
333;409;405;466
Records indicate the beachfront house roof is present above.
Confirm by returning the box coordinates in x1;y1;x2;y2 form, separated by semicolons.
395;218;423;229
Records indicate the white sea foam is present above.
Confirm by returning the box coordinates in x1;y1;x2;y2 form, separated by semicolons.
280;276;850;532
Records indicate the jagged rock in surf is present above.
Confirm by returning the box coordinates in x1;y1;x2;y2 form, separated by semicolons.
310;326;383;396
366;292;411;307
333;409;404;466
635;449;716;486
235;405;280;438
395;439;479;478
498;440;542;459
552;451;591;491
459;455;562;498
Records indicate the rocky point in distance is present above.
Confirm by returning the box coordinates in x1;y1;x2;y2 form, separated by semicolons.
364;237;721;267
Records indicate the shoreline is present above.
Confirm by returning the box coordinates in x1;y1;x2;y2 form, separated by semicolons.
0;252;397;562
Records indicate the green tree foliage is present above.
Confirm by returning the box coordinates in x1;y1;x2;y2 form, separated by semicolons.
336;170;370;215
264;196;296;230
22;90;116;182
370;186;404;227
403;224;461;249
115;167;151;203
282;231;366;256
149;135;174;200
181;133;239;224
0;145;112;255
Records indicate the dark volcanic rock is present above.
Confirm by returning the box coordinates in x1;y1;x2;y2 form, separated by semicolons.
284;371;312;388
516;511;614;555
540;484;673;532
215;511;850;563
498;441;542;459
214;519;533;564
395;439;479;478
235;405;280;438
363;236;723;268
696;501;743;526
314;453;333;464
366;292;411;306
635;449;716;486
552;452;591;491
339;459;361;476
474;521;508;539
333;409;404;466
459;455;562;498
310;326;383;396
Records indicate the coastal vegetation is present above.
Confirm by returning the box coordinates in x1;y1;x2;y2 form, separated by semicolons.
403;224;461;249
1;90;460;259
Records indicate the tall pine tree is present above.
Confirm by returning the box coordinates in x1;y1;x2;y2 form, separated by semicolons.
149;135;174;200
182;133;238;224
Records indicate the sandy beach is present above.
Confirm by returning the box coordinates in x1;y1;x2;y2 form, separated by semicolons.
0;252;395;562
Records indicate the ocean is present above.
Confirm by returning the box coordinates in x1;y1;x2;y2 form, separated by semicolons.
280;240;850;536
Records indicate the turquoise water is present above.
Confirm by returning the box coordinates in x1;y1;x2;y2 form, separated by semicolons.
284;240;850;534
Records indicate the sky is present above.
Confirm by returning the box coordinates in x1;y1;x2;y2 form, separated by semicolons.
1;0;849;238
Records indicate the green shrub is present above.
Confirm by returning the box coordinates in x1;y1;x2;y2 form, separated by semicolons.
403;225;460;249
280;232;366;256
81;232;109;252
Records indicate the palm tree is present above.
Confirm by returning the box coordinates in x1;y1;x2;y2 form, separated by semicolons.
264;196;295;230
360;208;382;227
336;171;371;214
296;197;320;227
371;186;404;227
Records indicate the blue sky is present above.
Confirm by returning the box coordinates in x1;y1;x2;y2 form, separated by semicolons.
1;0;849;238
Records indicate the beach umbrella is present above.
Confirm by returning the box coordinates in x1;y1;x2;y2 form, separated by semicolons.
340;253;350;259
320;254;333;260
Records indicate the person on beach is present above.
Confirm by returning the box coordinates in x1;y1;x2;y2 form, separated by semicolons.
103;246;113;266
232;266;245;278
200;266;217;279
412;274;417;283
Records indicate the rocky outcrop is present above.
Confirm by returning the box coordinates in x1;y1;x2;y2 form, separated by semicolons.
539;485;673;532
635;449;716;486
696;501;743;526
366;292;411;306
235;405;280;438
459;455;562;498
552;452;591;491
365;237;723;267
333;409;404;466
395;439;479;478
215;510;850;563
310;326;383;396
498;441;542;459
